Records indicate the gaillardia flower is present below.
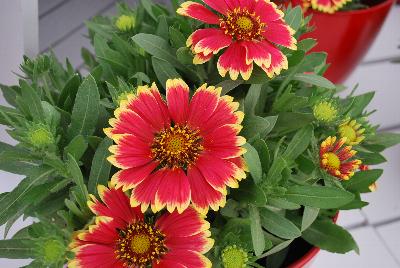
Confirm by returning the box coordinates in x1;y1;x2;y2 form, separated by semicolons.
319;136;361;180
177;0;297;80
313;99;338;123
105;78;247;214
115;15;135;31
338;118;365;145
310;0;350;13
69;185;213;268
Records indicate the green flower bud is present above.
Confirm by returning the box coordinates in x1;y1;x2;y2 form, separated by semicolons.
115;15;135;31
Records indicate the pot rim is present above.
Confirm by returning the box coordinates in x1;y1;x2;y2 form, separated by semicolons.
286;213;339;268
307;0;394;16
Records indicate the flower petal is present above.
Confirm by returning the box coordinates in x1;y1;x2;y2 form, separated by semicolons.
154;168;191;213
255;0;284;22
217;42;253;80
188;84;220;128
187;166;226;214
193;52;214;64
110;162;158;191
130;169;165;213
240;40;272;67
260;41;288;78
70;244;125;268
166;78;190;124
156;207;210;238
263;20;297;49
177;1;220;24
160;249;212;268
189;28;232;56
202;0;229;14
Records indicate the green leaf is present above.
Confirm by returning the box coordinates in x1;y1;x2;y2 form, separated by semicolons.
293;73;335;89
156;15;169;40
66;154;89;205
346;92;374;117
297;38;317;52
176;47;193;65
252;139;270;172
242;115;278;140
88;138;113;195
19;80;44;121
366;132;400;148
249;206;265;256
272;112;314;135
356;151;386;165
298;52;327;73
268;197;301;210
0;166;53;225
152;57;181;87
65;135;88;161
243;143;262;184
58;74;80;107
302;220;359;253
258;239;294;258
284;6;302;31
301;207;320;231
169;27;187;48
67;75;100;140
266;156;287;185
259;208;301;239
284;185;354;208
244;84;262;115
140;0;157;20
217;79;243;95
231;180;267;206
0;105;23;126
0;239;34;259
343;169;383;193
282;125;313;160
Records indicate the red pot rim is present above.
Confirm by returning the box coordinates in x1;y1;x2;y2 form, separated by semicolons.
307;0;394;16
287;213;339;268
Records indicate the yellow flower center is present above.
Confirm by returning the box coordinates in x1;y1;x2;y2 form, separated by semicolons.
115;221;166;267
324;152;341;170
28;125;54;148
236;16;253;31
220;8;265;40
339;125;357;143
221;245;248;268
313;101;338;123
131;234;151;254
151;125;203;168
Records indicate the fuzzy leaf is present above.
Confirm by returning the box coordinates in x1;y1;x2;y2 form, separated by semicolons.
20;80;44;122
282;125;313;160
259;208;301;239
293;73;335;89
0;239;34;259
243;143;262;184
301;207;320;231
249;206;265;256
152;57;181;88
343;169;383;193
65;135;88;161
88;138;113;195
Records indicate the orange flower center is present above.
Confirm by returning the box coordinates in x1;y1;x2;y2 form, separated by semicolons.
151;124;203;168
115;221;167;267
220;8;265;41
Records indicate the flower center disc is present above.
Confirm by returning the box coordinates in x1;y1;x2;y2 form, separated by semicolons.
115;221;167;267
152;125;203;168
324;152;341;170
220;8;264;41
339;125;357;143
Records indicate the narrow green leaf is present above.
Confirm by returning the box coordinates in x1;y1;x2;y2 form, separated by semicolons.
284;6;302;31
67;75;100;140
66;154;89;204
231;180;267;207
88;138;113;195
258;239;294;258
259;208;301;239
65;135;88;161
169;27;187;48
217;79;243;95
58;74;80;107
343;169;383;193
282;125;313;160
266;157;287;185
243;143;262;184
301;207;320;231
242;115;278;139
346;92;374;117
302;220;359;254
284;185;354;209
244;84;262;115
252;138;270;172
249;206;265;256
20;80;44;121
0;239;34;259
366;132;400;148
152;57;181;88
293;73;335;89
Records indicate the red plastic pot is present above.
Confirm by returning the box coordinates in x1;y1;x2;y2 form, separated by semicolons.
287;213;339;268
298;0;394;83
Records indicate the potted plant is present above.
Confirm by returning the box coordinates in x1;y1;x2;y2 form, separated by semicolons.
0;1;399;267
288;0;395;83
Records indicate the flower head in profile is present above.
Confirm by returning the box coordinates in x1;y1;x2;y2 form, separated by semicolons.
177;0;297;80
68;185;213;268
319;136;361;180
338;118;365;145
309;0;350;13
105;78;247;214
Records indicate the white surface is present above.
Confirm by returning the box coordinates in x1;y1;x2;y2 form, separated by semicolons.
21;0;39;57
377;221;400;263
312;226;399;268
337;210;366;229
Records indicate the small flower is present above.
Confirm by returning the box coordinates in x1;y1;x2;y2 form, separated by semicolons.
320;136;361;180
221;245;249;268
115;15;135;31
338;118;365;145
105;78;247;214
310;0;351;13
177;0;297;80
359;164;378;192
68;185;213;268
313;100;338;123
27;123;55;149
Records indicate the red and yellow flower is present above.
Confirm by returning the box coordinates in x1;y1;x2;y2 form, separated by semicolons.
319;136;361;180
105;78;247;214
309;0;350;13
177;0;297;80
68;185;213;268
338;118;366;145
